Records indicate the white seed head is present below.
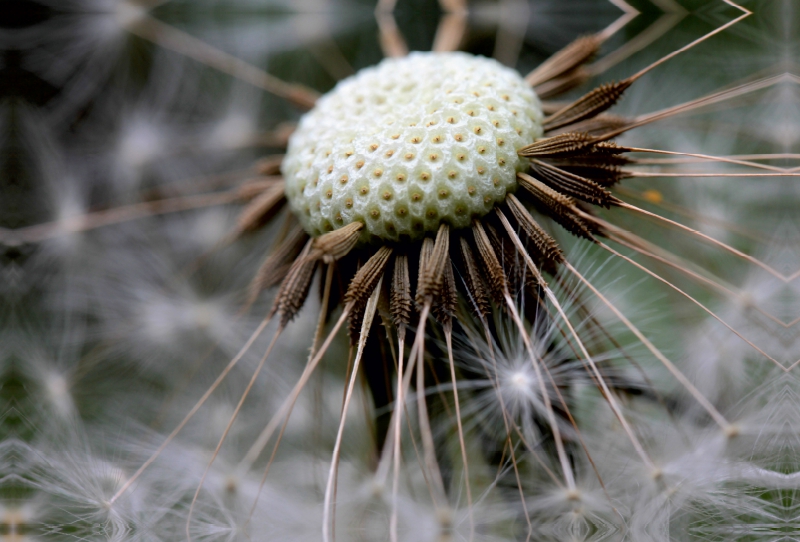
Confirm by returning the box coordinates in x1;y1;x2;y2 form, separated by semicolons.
282;52;544;242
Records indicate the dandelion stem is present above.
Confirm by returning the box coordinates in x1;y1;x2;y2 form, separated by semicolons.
627;1;751;83
445;330;474;536
236;304;353;474
592;238;784;370
616;201;785;280
563;261;734;433
126;15;318;109
244;265;335;529
108;313;273;506
186;326;284;541
323;278;382;542
413;304;448;504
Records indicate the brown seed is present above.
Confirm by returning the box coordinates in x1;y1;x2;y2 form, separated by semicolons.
311;221;364;263
390;253;412;336
458;237;490;318
344;245;393;312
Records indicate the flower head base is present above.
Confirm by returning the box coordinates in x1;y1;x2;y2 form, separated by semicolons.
282;52;544;242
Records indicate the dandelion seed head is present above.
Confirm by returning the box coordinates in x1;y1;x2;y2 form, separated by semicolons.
207;112;256;151
113;0;147;30
42;370;75;418
282;52;543;241
116;118;164;172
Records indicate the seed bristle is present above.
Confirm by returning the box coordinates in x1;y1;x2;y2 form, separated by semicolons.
344;246;393;313
415;224;451;308
530;159;614;207
312;222;364;263
505;193;564;269
518;132;596;158
390;253;412;337
556;164;628;186
516;172;596;240
525;34;602;88
255;155;286;176
247;225;309;305
534;68;592;100
237;180;287;232
273;241;319;327
458;237;491;319
544;80;633;132
431;255;457;328
471;220;508;305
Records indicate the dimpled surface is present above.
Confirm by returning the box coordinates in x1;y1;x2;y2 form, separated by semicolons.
282;52;544;242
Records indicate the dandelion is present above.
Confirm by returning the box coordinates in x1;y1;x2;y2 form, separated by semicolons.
6;1;791;541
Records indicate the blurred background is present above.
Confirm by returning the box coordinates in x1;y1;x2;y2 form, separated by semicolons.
2;0;799;540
